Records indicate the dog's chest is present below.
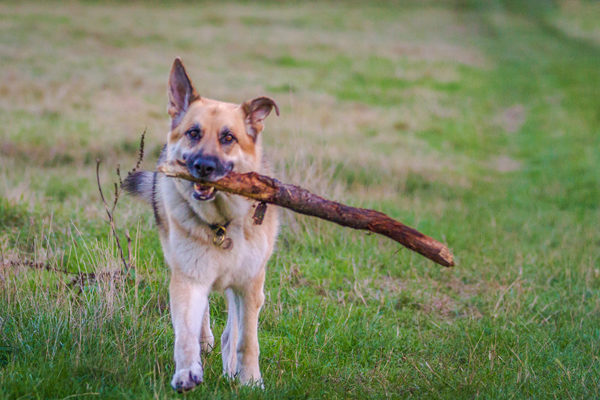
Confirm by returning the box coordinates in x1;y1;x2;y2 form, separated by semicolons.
160;183;274;290
166;216;270;291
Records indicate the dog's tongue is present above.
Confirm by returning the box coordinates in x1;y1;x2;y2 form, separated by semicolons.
193;183;216;200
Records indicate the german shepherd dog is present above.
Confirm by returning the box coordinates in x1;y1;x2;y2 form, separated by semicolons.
124;58;279;391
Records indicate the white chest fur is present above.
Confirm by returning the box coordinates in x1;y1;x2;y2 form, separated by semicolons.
160;179;271;292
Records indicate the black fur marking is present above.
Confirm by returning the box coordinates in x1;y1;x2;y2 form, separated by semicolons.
151;171;161;226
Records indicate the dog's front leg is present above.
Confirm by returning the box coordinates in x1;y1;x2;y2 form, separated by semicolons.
236;270;266;386
221;288;239;378
169;272;208;392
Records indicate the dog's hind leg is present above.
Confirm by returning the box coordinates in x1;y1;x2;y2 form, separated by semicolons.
221;288;239;378
169;272;208;392
200;304;215;353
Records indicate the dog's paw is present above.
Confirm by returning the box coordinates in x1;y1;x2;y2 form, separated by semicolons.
239;375;265;390
200;334;215;353
171;362;203;392
237;365;263;388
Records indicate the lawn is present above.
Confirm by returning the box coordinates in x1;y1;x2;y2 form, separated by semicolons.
1;1;599;398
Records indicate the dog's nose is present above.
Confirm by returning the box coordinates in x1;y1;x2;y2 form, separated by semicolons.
192;157;217;178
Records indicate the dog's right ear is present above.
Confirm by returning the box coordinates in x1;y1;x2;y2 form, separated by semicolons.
168;58;200;129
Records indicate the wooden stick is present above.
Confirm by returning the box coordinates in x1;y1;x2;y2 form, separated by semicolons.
157;161;454;267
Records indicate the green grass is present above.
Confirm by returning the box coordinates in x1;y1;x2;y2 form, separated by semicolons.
1;1;600;398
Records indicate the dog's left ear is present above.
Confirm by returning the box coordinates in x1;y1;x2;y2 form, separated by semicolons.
242;96;279;141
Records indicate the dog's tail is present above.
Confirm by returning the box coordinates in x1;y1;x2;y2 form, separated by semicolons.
122;171;155;205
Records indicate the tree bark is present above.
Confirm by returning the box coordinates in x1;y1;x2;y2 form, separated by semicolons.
157;161;454;267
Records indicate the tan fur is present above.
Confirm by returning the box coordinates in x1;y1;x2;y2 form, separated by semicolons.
151;59;279;391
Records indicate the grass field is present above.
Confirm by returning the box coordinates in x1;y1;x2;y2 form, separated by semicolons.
1;1;600;398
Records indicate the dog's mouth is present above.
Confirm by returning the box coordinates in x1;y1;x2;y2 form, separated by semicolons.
192;183;217;201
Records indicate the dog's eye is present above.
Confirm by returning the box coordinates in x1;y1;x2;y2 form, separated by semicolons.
220;132;236;145
185;128;201;140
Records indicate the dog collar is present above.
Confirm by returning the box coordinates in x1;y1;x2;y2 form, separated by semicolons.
208;221;233;250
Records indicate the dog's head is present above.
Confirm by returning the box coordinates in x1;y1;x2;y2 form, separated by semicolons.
165;58;278;202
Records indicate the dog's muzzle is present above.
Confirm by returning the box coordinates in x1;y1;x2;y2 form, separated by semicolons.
183;153;233;201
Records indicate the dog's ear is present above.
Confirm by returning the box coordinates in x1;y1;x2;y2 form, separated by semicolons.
168;57;200;129
242;96;279;141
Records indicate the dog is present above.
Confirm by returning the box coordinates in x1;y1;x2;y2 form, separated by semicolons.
124;58;279;391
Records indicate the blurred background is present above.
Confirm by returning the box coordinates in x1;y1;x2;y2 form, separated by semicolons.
1;1;599;398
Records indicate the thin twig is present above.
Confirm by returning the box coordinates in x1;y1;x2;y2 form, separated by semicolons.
1;259;70;275
69;269;123;288
129;129;146;175
126;228;133;267
96;159;130;273
116;164;123;187
0;258;118;288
